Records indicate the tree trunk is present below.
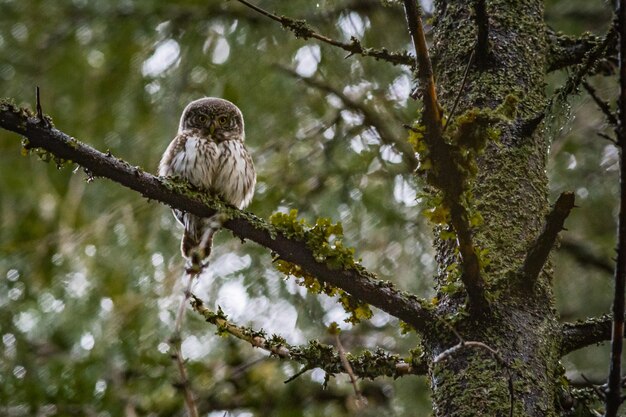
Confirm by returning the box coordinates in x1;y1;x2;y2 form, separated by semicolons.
426;1;561;416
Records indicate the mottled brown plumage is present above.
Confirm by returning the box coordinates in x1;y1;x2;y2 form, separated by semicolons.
159;97;256;260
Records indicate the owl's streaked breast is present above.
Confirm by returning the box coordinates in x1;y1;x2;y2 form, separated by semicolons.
159;131;255;209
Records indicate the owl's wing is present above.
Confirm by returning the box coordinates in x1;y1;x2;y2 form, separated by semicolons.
158;133;188;177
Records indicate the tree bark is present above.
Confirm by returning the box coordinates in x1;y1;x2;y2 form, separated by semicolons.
426;1;561;416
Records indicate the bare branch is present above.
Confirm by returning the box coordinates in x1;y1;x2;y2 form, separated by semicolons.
0;101;436;333
560;315;613;355
191;297;428;379
169;273;200;417
605;2;626;414
234;0;414;67
279;66;418;171
520;192;576;288
333;331;366;408
472;0;490;67
402;0;487;313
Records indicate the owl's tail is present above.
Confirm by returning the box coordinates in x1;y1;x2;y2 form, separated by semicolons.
180;214;220;262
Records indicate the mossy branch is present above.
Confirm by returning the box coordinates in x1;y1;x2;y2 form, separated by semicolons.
191;297;427;379
520;192;575;289
560;315;614;356
546;29;617;73
0;100;437;333
234;0;414;67
544;25;618;116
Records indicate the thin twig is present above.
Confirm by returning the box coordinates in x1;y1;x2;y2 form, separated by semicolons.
334;333;366;408
169;271;200;417
443;48;475;133
36;86;43;121
433;340;502;364
234;0;414;67
605;2;626;415
520;192;575;288
582;81;618;127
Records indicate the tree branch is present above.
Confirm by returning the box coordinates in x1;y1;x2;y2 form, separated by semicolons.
191;297;427;379
546;25;618;113
605;1;626;414
472;0;490;67
560;315;613;356
278;66;418;171
582;81;619;127
402;0;486;313
546;29;618;73
560;238;614;275
0;100;436;333
233;0;414;67
520;192;576;288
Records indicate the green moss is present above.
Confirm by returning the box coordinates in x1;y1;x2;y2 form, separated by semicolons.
269;209;371;323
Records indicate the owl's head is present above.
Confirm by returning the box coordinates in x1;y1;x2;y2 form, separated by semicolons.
178;97;245;142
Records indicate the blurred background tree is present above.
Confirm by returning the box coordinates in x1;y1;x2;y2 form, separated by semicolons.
0;0;618;415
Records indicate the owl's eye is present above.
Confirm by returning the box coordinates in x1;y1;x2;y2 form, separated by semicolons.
217;115;229;125
196;114;208;124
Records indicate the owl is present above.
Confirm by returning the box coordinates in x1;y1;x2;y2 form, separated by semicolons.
159;97;256;262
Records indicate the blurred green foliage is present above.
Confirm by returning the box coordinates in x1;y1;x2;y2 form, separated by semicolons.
0;0;619;415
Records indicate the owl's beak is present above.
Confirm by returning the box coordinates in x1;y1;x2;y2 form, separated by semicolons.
209;121;216;135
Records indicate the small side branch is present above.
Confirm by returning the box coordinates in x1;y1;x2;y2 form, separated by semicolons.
560;315;613;356
547;29;617;73
546;25;618;112
520;192;575;288
279;66;418;171
191;297;428;379
234;0;413;67
472;0;489;66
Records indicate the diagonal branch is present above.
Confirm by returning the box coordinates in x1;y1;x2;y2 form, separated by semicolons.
520;192;576;288
560;238;614;275
278;66;418;171
191;297;427;379
234;0;414;67
402;0;486;312
560;315;613;356
582;80;618;127
0;100;436;333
